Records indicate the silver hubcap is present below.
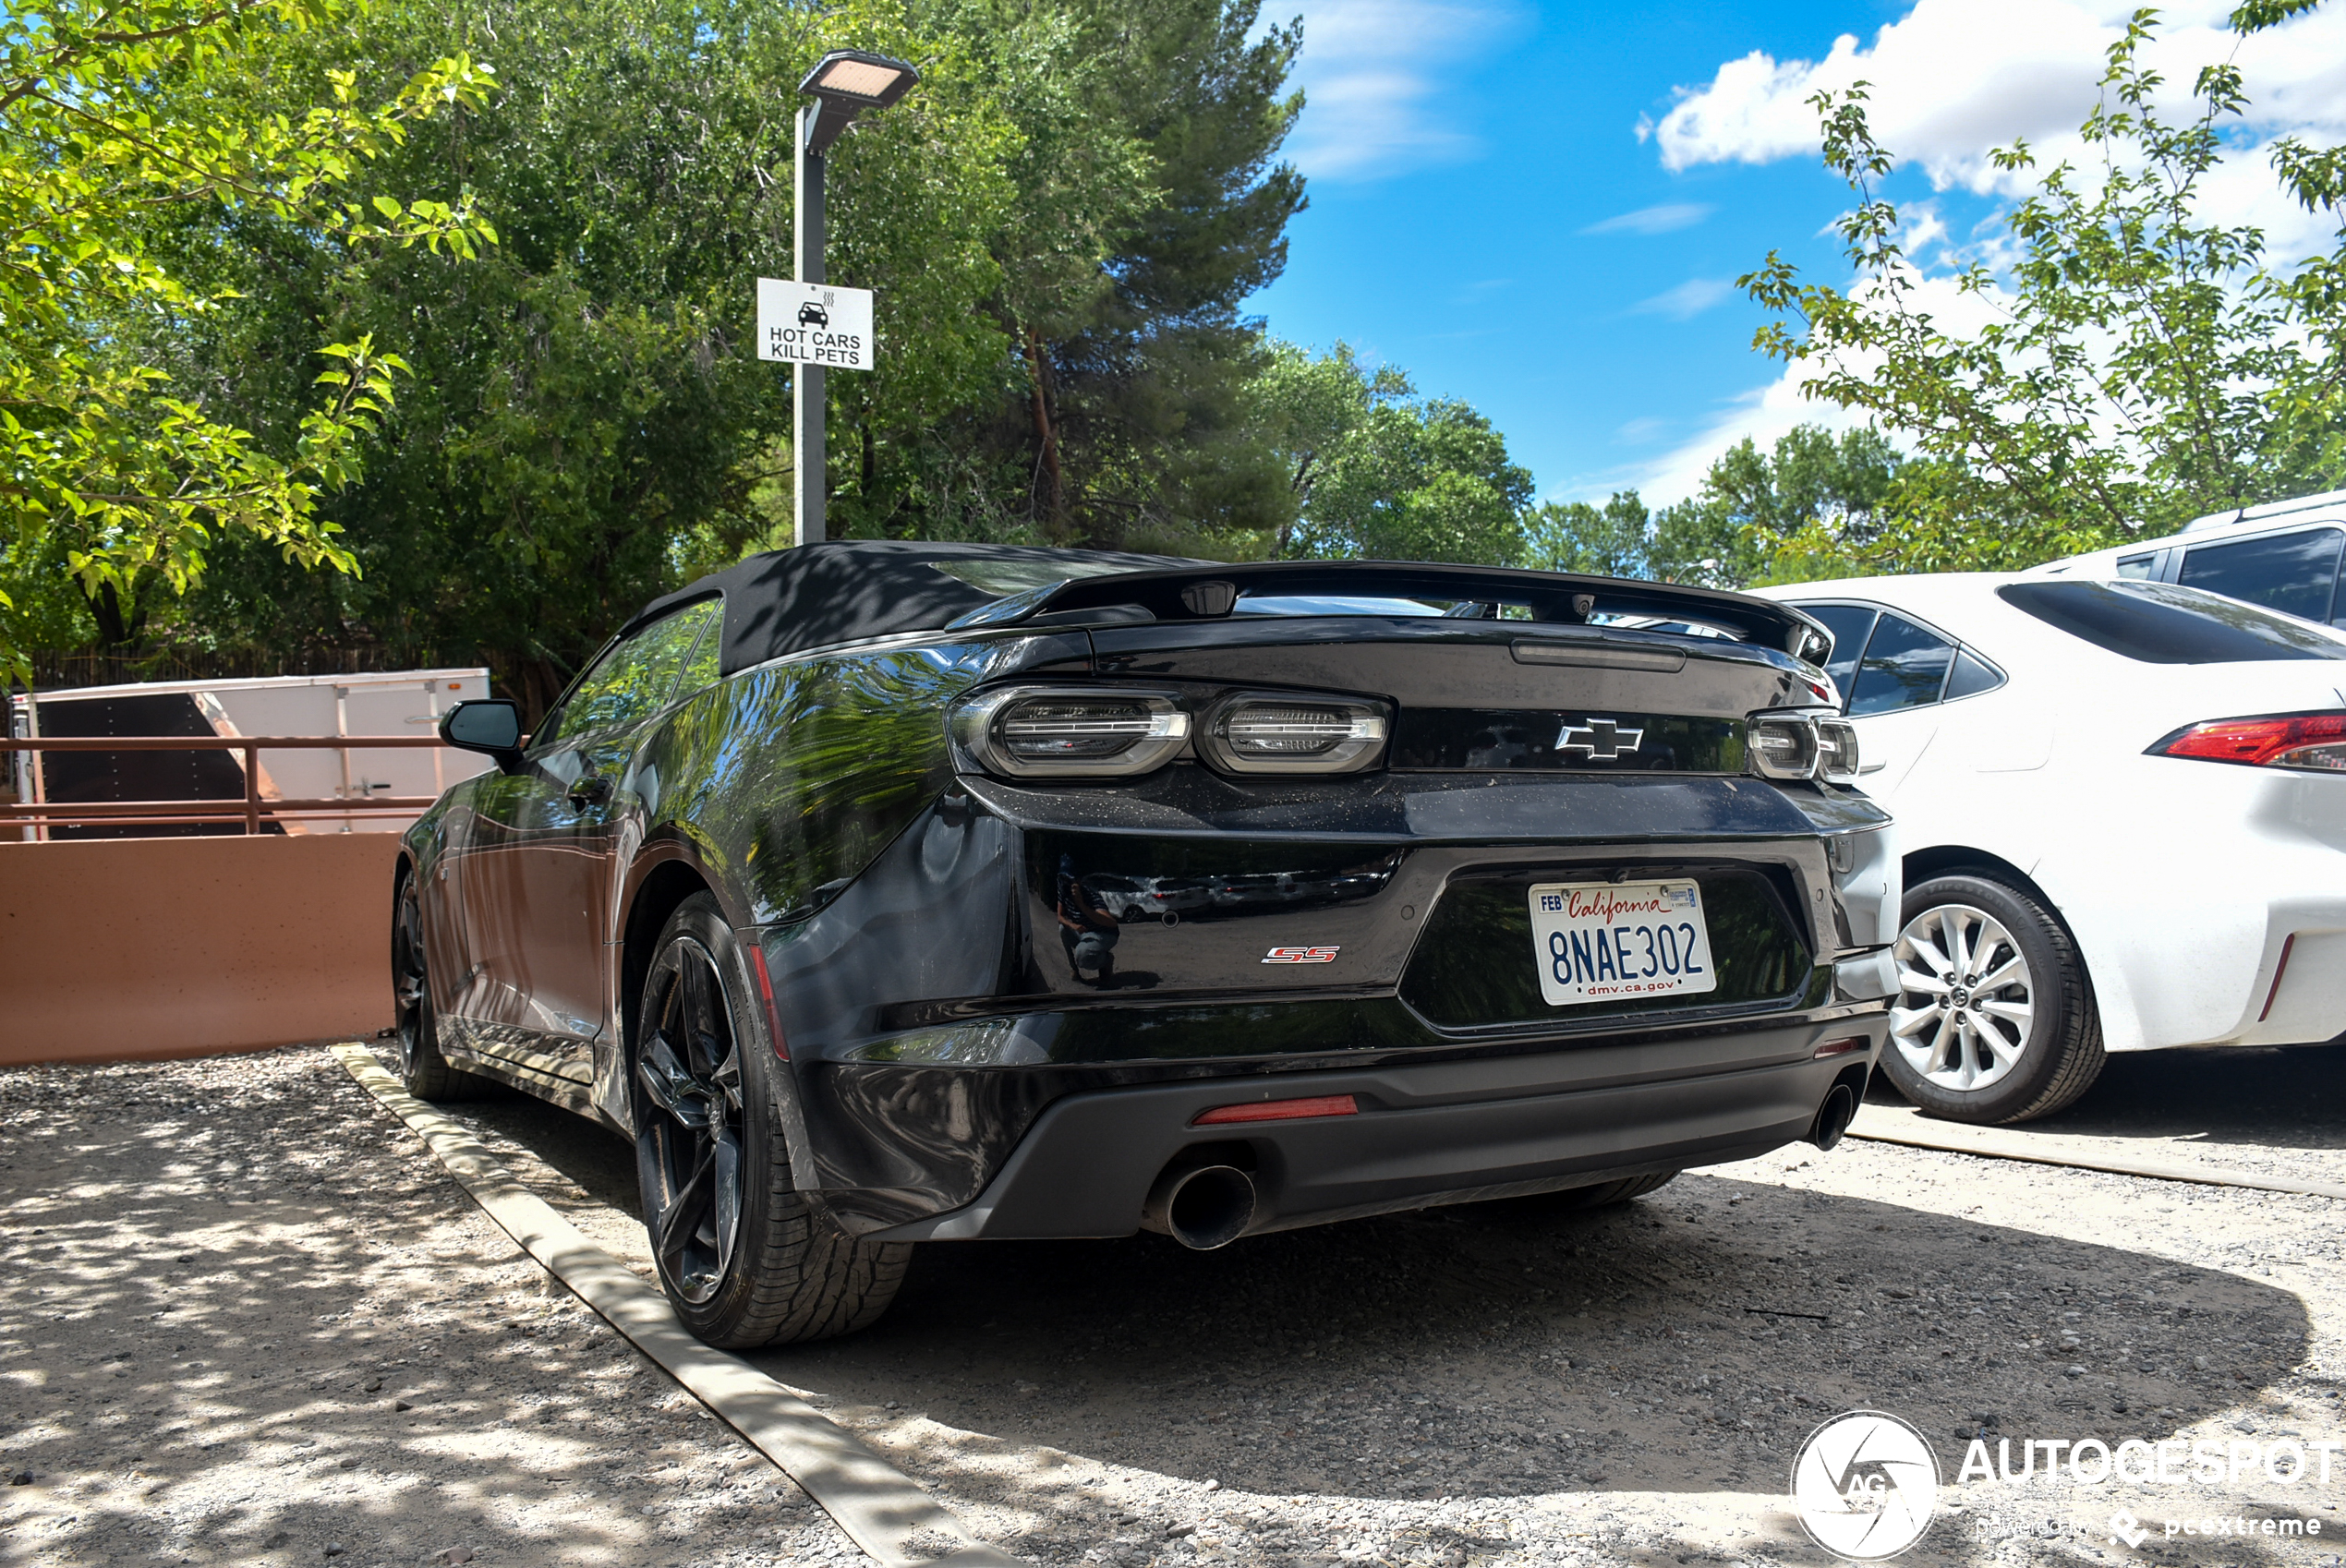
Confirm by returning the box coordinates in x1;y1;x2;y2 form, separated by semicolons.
1891;903;2035;1093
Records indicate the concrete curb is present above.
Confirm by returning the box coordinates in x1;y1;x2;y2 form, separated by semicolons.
333;1043;1022;1568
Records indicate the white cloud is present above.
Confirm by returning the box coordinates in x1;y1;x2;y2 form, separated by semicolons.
1278;0;1528;180
1650;0;2346;197
1606;0;2346;508
1580;202;1713;236
1627;277;1734;320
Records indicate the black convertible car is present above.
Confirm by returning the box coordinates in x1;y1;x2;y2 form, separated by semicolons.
394;542;1899;1345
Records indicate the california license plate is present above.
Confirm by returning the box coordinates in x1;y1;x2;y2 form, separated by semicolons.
1528;880;1719;1007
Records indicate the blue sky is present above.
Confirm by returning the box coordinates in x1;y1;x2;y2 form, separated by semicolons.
1247;0;2346;505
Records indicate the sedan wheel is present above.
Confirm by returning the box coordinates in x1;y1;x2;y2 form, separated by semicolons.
1891;904;2034;1094
632;894;911;1345
1878;874;2104;1125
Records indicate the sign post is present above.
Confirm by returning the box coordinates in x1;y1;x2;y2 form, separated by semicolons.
767;51;916;548
759;271;874;544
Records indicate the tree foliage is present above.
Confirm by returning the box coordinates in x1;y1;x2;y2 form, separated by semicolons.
0;0;496;676
47;0;1310;705
1739;7;2346;575
1260;343;1534;565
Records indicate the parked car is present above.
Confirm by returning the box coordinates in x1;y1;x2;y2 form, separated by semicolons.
1752;573;2346;1125
2029;486;2346;628
397;542;1898;1345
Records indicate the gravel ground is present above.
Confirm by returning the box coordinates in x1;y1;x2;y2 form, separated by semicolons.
0;1050;855;1568
6;1041;2344;1568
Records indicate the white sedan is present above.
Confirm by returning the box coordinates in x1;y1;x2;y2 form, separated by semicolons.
1749;573;2346;1123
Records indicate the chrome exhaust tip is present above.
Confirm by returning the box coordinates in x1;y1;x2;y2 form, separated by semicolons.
1808;1082;1858;1152
1141;1163;1257;1250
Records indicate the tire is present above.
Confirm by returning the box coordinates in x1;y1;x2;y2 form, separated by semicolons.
632;894;910;1346
1481;1170;1680;1217
1543;1170;1680;1210
392;867;490;1102
1880;873;2104;1125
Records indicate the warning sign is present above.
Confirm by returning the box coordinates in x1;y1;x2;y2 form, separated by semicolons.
756;278;875;370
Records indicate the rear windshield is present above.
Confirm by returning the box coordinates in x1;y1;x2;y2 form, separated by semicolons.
1234;593;1446;617
1229;593;1753;641
1997;580;2346;663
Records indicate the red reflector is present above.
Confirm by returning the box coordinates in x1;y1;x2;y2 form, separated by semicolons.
1192;1093;1359;1126
2258;933;2297;1024
746;946;789;1060
1812;1036;1867;1058
2152;711;2346;768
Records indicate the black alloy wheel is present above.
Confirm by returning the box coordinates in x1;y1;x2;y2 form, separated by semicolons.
635;929;748;1307
632;894;910;1345
392;869;485;1101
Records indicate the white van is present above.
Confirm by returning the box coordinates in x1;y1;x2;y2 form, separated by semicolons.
2027;487;2346;628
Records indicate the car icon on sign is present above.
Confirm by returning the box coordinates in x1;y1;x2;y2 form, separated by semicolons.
798;302;829;328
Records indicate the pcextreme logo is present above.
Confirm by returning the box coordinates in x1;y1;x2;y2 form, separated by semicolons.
1791;1410;1942;1562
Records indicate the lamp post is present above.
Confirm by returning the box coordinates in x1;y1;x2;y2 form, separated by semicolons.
792;50;920;548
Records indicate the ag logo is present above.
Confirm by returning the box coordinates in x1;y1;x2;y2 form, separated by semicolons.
1262;946;1339;964
1790;1410;1941;1561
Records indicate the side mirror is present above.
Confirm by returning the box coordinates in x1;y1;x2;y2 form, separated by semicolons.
439;700;526;772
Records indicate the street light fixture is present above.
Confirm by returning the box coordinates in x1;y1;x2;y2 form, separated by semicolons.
792;50;920;547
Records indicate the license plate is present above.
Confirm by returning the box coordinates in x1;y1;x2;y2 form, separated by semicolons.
1528;880;1718;1007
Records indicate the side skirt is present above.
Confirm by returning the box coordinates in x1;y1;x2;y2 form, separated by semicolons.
440;1033;614;1126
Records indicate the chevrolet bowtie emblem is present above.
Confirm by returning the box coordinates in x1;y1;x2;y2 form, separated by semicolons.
1556;718;1644;760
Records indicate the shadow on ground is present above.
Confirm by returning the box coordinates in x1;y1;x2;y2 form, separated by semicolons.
2015;1040;2346;1153
439;1049;2332;1521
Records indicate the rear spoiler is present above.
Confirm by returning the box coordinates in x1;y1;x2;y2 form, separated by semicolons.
974;561;1833;665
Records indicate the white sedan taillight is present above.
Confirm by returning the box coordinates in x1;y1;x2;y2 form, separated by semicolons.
2148;712;2346;773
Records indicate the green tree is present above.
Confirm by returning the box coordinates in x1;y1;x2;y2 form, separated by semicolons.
1268;344;1532;565
1239;339;1408;554
1650;425;1907;587
157;0;1025;708
0;0;496;677
1739;8;2346;573
1523;491;1651;578
979;0;1307;552
100;0;1306;705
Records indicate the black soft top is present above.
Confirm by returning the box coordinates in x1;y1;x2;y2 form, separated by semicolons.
627;541;1197;675
627;540;1828;675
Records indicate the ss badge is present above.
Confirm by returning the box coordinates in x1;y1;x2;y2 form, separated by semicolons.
1263;946;1340;964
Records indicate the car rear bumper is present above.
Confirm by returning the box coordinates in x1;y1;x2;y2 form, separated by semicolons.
859;1016;1884;1242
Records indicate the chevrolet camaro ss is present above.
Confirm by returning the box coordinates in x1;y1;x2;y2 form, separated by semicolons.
393;542;1900;1345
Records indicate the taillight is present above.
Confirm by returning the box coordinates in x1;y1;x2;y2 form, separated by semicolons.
949;687;1191;778
1200;694;1388;775
1747;710;1862;783
1815;718;1862;782
1748;713;1821;779
2148;711;2346;773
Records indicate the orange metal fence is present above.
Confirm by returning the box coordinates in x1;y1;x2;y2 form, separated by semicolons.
3;734;453;834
